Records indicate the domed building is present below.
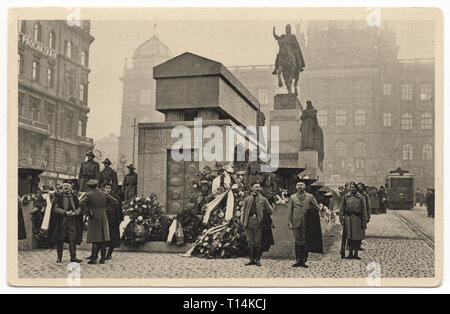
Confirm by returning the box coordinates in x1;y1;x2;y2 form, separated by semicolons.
117;34;172;181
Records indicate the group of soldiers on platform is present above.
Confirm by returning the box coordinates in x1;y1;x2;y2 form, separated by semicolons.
44;151;139;264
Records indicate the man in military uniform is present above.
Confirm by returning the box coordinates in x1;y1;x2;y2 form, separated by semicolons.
99;158;118;193
339;182;367;260
288;181;322;268
123;163;138;203
80;179;118;264
78;151;100;192
240;182;273;267
272;24;305;75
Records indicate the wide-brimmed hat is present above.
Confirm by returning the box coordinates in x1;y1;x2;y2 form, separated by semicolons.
102;158;112;165
127;163;135;170
86;151;95;157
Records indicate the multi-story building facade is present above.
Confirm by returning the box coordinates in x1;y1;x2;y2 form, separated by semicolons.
18;20;95;187
117;34;172;181
230;21;435;189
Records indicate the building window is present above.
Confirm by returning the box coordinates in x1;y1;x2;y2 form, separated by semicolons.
65;110;75;137
78;120;83;137
31;99;40;121
33;23;42;42
140;89;152;105
19;93;25;117
258;89;269;105
48;31;56;49
81;51;88;67
46;104;55;136
420;83;432;101
383;112;392;127
335;141;346;158
335;109;347;127
79;84;85;102
354;109;366;127
65;76;74;96
355;158;366;169
47;68;54;88
32;61;40;82
401;113;413;130
18;53;24;75
403;144;413;160
383;83;391;96
64;40;73;58
318;110;327;127
401;84;413;101
423;144;432;160
420;112;433;130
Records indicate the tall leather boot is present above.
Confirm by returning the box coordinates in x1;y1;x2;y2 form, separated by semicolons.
69;242;82;263
245;247;255;266
299;246;309;268
292;245;301;267
353;249;361;260
86;244;96;260
56;243;63;263
303;249;309;264
88;244;99;264
106;247;114;260
99;243;107;264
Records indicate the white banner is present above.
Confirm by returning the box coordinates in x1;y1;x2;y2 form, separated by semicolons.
40;193;52;231
202;190;228;224
225;190;234;221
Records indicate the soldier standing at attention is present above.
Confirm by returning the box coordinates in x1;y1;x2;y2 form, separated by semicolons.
123;163;138;203
288;181;322;268
99;158;118;193
78;151;100;192
339;182;367;260
240;182;273;267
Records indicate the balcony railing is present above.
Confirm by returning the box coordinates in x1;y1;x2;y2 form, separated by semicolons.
78;136;94;146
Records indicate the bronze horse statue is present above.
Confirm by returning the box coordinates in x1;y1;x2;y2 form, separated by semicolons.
276;38;300;95
273;25;304;96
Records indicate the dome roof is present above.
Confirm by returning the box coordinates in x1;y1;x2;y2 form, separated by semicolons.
133;35;172;59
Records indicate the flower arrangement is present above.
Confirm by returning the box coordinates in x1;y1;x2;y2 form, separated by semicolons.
22;193;49;246
122;193;173;245
175;208;203;243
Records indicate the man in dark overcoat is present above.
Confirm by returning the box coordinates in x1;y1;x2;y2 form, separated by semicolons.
47;182;83;263
288;181;323;268
123;163;138;203
99;158;118;193
339;182;367;260
240;182;273;266
80;179;118;264
103;184;123;260
79;151;100;192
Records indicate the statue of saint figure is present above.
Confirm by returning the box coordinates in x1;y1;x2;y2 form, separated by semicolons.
300;100;324;170
272;24;306;95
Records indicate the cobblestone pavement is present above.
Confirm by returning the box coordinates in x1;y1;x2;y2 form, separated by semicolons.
18;211;434;279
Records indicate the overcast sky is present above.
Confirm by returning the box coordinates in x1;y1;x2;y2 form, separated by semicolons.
86;19;435;141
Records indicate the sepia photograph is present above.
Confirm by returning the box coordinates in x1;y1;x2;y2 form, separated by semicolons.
6;6;443;287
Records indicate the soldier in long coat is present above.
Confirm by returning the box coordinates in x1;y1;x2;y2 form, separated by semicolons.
339;182;367;260
103;184;123;260
99;158;118;193
78;151;100;192
368;187;381;214
288;181;323;268
80;179;118;264
47;183;83;263
123;164;138;203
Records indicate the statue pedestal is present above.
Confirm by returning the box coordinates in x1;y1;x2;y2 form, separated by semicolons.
274;94;301;110
298;150;318;169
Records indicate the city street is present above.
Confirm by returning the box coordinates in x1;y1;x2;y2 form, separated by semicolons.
18;207;435;279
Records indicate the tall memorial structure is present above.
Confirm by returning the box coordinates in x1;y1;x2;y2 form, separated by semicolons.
138;53;264;214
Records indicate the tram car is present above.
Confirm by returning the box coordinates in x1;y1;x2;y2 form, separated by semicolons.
385;167;415;210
